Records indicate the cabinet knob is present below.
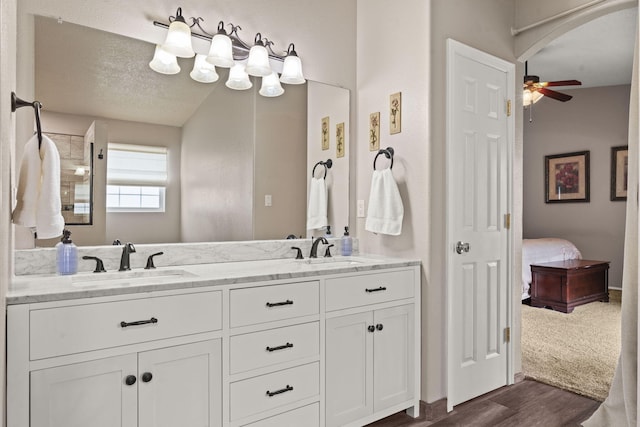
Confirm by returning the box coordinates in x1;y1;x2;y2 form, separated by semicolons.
368;325;375;333
376;323;384;331
125;375;137;386
142;372;153;383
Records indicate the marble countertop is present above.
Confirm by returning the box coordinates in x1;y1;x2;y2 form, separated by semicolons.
8;255;420;305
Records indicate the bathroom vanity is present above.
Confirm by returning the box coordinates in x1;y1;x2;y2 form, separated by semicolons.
7;252;420;427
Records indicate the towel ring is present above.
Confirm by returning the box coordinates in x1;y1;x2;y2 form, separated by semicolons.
373;147;394;170
312;159;333;179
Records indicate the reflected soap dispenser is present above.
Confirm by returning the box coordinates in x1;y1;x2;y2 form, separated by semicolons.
341;226;352;256
56;229;78;275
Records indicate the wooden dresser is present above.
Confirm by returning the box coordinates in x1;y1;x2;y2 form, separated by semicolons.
530;259;610;313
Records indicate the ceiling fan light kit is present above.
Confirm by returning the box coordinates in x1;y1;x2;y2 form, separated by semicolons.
523;61;582;121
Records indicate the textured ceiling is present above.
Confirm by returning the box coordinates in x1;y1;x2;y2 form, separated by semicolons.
35;6;637;127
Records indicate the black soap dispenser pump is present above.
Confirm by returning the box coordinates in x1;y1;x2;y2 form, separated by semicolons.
56;229;78;275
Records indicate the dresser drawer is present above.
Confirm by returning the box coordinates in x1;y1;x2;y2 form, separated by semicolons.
30;291;222;360
242;402;319;427
229;362;319;421
230;322;319;374
229;282;319;328
325;270;415;311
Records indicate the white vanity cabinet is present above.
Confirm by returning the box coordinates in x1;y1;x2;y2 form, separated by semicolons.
8;289;224;427
325;271;418;427
8;259;420;427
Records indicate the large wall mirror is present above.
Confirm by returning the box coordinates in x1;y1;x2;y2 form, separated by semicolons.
15;13;349;248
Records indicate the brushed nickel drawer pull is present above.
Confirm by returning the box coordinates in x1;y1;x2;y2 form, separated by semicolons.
365;286;387;293
266;385;294;397
120;317;158;328
266;342;294;352
266;299;293;308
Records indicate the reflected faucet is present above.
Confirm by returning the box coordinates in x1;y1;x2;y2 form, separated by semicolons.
309;237;328;258
119;242;136;271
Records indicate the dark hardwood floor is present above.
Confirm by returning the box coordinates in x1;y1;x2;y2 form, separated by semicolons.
367;380;601;427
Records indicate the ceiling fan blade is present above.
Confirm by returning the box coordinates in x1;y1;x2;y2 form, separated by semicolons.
542;80;582;87
539;87;573;102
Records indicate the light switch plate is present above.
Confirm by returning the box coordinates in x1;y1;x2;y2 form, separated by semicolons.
265;195;272;207
357;200;365;217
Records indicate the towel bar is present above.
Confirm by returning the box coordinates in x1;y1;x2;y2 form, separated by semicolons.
11;92;44;149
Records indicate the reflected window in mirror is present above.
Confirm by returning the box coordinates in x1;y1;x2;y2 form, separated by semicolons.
47;132;93;225
106;143;168;213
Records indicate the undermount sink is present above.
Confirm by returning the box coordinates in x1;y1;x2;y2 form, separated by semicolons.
297;257;366;266
71;269;197;287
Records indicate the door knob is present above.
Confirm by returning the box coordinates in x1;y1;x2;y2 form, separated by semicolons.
141;372;153;383
455;241;470;254
124;375;137;386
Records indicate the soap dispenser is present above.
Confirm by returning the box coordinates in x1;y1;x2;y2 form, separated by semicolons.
325;225;333;238
56;229;78;275
341;226;352;256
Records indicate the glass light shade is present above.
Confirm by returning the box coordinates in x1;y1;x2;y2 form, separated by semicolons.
245;44;271;77
280;54;305;84
190;54;220;83
259;72;285;97
149;45;181;75
206;33;234;68
161;20;195;58
523;89;543;106
225;63;252;90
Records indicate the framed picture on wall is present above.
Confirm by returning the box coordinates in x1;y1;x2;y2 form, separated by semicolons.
545;151;590;203
611;145;628;201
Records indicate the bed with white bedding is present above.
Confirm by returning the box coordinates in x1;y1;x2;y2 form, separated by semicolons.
521;238;582;300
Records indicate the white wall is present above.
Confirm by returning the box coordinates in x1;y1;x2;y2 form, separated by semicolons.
523;85;630;287
356;0;517;404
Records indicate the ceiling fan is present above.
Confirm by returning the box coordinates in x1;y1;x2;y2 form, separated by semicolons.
523;61;582;106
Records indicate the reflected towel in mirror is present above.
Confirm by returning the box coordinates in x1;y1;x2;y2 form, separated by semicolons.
307;177;328;230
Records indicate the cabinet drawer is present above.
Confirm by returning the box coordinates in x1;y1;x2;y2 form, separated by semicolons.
230;322;319;374
30;291;222;360
242;402;319;427
325;270;414;311
230;282;319;328
229;362;319;421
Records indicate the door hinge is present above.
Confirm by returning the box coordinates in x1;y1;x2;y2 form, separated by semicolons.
504;327;511;343
506;99;512;117
504;213;511;230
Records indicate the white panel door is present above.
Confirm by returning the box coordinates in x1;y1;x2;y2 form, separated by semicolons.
31;354;138;427
138;339;222;427
325;311;373;427
373;304;414;412
446;39;513;410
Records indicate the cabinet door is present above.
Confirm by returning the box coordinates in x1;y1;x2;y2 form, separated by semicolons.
138;339;222;427
373;304;415;411
325;312;373;427
31;354;138;427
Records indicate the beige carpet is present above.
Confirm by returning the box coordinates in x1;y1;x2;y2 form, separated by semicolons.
521;291;621;401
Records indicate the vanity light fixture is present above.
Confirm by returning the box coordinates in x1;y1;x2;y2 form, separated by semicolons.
160;7;195;58
151;7;306;96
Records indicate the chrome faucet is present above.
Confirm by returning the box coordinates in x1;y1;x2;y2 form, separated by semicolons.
119;242;136;271
309;237;328;258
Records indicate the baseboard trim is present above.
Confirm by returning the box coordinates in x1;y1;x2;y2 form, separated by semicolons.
514;371;525;383
423;398;448;421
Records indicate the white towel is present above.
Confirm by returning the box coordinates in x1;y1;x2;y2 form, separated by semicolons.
365;168;404;236
307;177;328;230
13;134;65;239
